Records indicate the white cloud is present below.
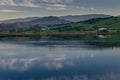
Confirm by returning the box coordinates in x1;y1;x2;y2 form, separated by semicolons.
76;6;95;11
19;0;40;8
90;8;95;10
0;0;40;8
0;0;16;6
43;0;72;3
43;0;61;3
47;7;66;10
51;4;66;7
0;9;22;13
46;4;67;10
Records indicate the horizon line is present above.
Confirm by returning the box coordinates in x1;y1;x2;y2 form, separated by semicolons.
0;13;118;21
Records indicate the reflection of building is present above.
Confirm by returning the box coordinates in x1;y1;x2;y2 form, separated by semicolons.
97;35;107;39
96;34;111;39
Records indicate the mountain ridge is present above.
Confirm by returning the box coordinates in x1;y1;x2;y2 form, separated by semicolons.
60;14;112;22
0;14;113;24
27;16;72;27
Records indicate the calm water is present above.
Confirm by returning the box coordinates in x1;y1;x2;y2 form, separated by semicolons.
0;35;120;80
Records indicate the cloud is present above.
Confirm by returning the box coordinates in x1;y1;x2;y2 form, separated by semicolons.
42;0;61;3
42;0;72;3
0;0;16;6
0;0;72;9
19;0;40;8
46;4;67;10
0;0;93;11
47;7;66;10
76;6;95;10
90;8;95;10
51;4;67;7
0;9;23;13
0;0;40;8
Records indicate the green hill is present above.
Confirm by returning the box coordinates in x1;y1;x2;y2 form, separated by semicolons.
43;17;120;32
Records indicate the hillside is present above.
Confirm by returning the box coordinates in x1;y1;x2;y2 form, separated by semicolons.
0;17;40;23
27;16;72;27
0;14;112;25
60;14;112;22
45;17;120;32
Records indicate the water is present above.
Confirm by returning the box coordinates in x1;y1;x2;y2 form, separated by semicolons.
0;34;120;80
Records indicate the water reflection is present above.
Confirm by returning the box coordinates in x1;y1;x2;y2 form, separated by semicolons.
0;34;120;48
0;34;120;80
1;52;120;80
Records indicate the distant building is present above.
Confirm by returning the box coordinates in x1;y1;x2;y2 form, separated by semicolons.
97;28;108;32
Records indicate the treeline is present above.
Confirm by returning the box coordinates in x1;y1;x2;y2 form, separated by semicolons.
48;26;86;32
0;23;41;33
81;17;113;24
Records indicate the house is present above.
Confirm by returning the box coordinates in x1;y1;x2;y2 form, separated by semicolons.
97;28;108;32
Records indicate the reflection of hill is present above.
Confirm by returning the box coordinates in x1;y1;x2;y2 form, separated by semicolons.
0;34;119;48
45;34;120;47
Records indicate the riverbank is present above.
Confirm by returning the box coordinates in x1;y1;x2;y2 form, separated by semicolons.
0;32;119;37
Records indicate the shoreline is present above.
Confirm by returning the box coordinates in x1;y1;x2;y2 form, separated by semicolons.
0;32;119;37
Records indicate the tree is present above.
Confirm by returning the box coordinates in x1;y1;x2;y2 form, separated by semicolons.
34;24;41;33
117;29;120;33
0;24;3;32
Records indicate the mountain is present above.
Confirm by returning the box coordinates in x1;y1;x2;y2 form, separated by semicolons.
0;14;113;27
27;16;72;27
0;17;40;23
0;14;112;24
60;14;112;22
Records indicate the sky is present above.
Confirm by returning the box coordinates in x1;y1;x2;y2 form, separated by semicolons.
0;0;120;20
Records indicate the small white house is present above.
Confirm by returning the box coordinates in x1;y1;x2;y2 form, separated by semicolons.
97;28;108;32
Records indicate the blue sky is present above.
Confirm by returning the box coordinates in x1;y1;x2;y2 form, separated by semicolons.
0;0;120;20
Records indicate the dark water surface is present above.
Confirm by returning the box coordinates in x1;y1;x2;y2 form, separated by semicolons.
0;34;120;80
